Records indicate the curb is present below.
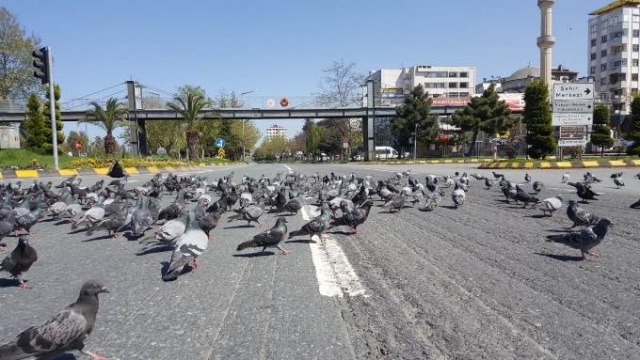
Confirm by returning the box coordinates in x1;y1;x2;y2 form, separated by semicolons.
478;159;640;169
0;163;238;179
357;159;492;166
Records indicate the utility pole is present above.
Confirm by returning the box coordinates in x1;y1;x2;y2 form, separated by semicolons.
32;46;58;170
240;90;256;162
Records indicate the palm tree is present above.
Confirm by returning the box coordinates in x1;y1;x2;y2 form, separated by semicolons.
80;98;129;155
167;91;212;160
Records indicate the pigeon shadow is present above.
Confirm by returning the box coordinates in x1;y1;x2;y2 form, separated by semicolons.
0;278;19;288
48;353;78;360
223;224;257;229
526;214;551;219
328;230;356;236
440;205;460;210
136;245;172;256
546;228;574;233
54;219;72;225
534;252;584;262
286;239;317;244
123;232;144;241
67;228;88;235
82;234;116;242
233;251;275;258
38;217;59;223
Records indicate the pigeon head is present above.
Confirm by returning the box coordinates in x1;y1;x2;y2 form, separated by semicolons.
598;218;613;228
276;217;288;224
80;280;109;297
17;236;29;247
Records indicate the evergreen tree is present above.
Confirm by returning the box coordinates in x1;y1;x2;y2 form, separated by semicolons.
449;84;513;157
626;95;640;156
43;84;65;146
523;80;556;159
23;93;47;152
590;104;614;156
393;85;439;158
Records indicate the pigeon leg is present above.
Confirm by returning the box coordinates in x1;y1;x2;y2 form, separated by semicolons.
0;243;6;252
208;234;215;241
586;251;600;258
189;258;200;271
82;350;109;360
17;277;31;290
276;245;290;255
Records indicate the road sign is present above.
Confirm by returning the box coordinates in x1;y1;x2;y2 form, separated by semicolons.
558;139;588;147
215;138;226;148
552;113;593;126
552;100;594;113
559;125;587;139
217;148;226;158
553;83;595;100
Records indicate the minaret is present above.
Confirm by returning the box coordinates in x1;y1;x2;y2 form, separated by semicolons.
537;0;555;88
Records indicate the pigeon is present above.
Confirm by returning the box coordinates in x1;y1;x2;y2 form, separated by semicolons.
226;203;265;227
382;193;406;213
288;207;332;241
71;203;105;232
452;183;466;207
545;218;613;259
107;160;125;178
484;177;496;189
566;200;600;228
567;182;600;203
237;217;289;255
611;172;625;188
139;216;187;253
524;173;531;183
13;207;43;236
561;172;570;183
0;236;38;289
532;181;544;195
537;196;563;216
492;171;504;180
514;185;539;208
0;280;109;360
630;198;640;209
162;211;209;281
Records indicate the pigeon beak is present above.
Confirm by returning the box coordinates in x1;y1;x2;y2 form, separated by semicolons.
100;286;110;294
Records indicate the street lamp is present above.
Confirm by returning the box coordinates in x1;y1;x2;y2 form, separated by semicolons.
240;90;257;162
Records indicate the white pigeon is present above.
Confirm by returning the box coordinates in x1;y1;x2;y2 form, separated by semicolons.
452;183;466;208
561;173;570;183
537;195;563;216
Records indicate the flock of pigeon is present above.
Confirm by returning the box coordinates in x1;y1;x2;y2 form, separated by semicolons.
0;166;633;359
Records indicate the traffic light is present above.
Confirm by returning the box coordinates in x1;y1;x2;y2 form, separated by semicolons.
32;47;49;85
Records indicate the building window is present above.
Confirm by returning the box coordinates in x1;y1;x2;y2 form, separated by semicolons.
591;52;597;60
449;82;458;88
591;38;597;47
460;92;469;97
601;77;608;85
634;29;640;37
601;63;608;71
634;44;640;52
448;72;458;78
460;72;468;78
634;15;640;23
425;71;448;78
633;59;639;67
602;34;608;43
590;66;596;74
460;82;468;88
601;49;608;57
633;74;639;81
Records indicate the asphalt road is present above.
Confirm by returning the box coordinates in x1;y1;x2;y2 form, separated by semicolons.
0;162;639;359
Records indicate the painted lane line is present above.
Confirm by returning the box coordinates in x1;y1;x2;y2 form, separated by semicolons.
283;164;293;172
301;205;367;298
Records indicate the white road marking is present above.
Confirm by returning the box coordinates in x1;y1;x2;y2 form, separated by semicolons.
301;205;367;298
283;164;293;172
128;179;140;183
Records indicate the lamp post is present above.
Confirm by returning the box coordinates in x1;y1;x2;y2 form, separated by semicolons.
240;90;257;162
413;123;419;164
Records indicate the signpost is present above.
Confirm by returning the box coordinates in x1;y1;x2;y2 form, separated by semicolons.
552;83;595;151
215;138;226;158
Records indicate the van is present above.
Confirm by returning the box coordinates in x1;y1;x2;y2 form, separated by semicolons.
375;146;399;159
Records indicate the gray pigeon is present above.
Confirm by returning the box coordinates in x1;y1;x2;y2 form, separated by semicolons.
452;183;466;207
566;200;600;228
0;280;109;360
237;217;289;255
288;207;332;241
0;236;38;289
537;196;563;216
162;211;209;281
226;203;265;227
546;218;613;259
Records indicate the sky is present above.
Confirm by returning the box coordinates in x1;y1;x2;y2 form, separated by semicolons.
1;0;608;145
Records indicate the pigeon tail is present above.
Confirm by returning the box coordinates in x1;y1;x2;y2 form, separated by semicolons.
288;229;307;238
237;239;259;251
0;341;30;360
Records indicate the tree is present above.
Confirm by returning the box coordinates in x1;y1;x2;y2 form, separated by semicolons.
449;84;513;157
0;7;41;103
254;136;288;161
590;104;614;156
65;130;89;154
626;95;640;156
167;86;214;160
523;79;555;159
305;123;324;155
393;85;439;157
81;98;129;155
146;121;185;156
43;84;64;145
22;93;47;152
315;60;365;158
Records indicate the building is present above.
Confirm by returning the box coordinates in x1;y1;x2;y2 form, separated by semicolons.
475;65;579;94
588;0;640;114
0;126;20;149
266;124;287;140
367;65;477;106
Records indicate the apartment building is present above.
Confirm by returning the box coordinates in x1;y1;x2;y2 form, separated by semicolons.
266;124;287;140
588;0;640;114
367;65;477;106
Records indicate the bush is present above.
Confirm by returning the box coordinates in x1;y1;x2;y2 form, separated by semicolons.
564;146;583;159
69;156;232;169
